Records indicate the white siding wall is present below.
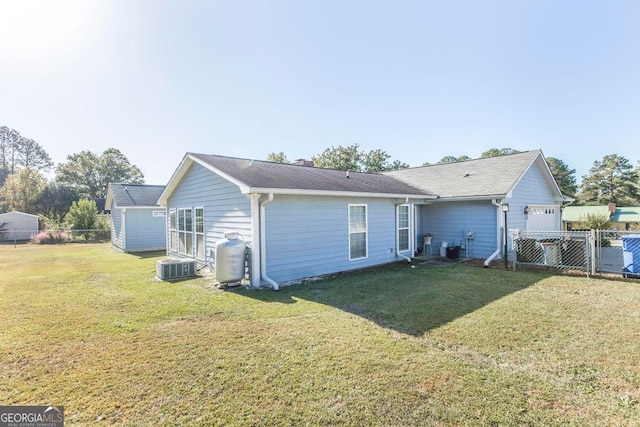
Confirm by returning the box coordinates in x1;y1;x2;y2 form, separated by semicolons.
0;212;38;241
510;163;561;231
419;201;497;259
263;195;405;283
110;206;124;250
166;163;251;263
124;209;166;252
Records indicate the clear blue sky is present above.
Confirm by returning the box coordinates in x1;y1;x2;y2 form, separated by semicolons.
1;0;639;186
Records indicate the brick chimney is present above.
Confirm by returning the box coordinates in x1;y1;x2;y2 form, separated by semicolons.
608;203;616;217
293;159;315;167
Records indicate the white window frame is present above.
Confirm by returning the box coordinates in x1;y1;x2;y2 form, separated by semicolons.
169;209;176;252
177;207;193;256
397;204;410;252
348;204;368;260
195;207;205;261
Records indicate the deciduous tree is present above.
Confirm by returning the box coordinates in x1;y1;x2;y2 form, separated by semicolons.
266;152;289;163
35;182;80;221
56;148;144;198
481;148;521;158
65;199;98;240
0;168;46;213
312;144;409;172
439;156;458;163
313;144;361;171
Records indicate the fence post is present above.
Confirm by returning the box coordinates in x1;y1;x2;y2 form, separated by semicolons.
590;229;597;276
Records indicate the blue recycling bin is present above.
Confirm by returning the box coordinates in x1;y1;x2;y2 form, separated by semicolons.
622;234;640;278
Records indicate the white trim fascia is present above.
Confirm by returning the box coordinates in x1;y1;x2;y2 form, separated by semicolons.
247;187;436;199
112;205;161;210
431;195;507;203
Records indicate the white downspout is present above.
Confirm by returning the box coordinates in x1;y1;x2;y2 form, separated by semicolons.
249;194;261;287
395;198;412;263
259;193;280;291
484;199;503;267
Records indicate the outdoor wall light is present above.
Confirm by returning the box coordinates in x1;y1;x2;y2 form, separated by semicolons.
501;203;509;212
524;206;529;215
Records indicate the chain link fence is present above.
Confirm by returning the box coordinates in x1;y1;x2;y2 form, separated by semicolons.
511;230;592;273
511;229;640;278
1;228;110;244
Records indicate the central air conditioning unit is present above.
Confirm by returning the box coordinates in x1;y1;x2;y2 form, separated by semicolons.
156;259;196;281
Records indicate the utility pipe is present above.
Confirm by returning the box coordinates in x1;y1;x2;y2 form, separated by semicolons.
395;198;412;263
484;199;503;267
259;193;280;291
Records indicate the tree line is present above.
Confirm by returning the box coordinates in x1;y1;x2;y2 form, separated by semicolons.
268;145;640;206
3;122;640;227
0;125;144;226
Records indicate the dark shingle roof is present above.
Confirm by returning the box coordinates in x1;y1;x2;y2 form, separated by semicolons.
108;184;165;207
189;153;436;197
385;150;546;199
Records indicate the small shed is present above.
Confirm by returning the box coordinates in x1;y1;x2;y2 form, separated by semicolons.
0;211;39;241
106;184;167;252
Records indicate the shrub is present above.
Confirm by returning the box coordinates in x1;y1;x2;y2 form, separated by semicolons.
65;199;98;240
30;229;69;244
91;215;111;241
583;212;611;230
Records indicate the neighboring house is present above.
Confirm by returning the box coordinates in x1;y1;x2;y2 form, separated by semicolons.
0;211;38;241
105;184;167;252
92;198;110;214
159;149;569;288
562;204;640;231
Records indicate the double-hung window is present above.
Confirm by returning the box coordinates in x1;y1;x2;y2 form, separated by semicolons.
397;204;410;252
169;209;176;251
349;204;367;260
178;208;193;256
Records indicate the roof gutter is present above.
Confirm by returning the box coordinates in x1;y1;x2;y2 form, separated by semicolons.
431;194;507;203
395;198;412;263
484;199;504;267
245;187;437;200
259;193;279;291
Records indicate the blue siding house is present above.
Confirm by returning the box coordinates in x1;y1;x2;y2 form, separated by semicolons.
158;154;436;288
159;150;568;288
106;184;167;253
387;150;569;264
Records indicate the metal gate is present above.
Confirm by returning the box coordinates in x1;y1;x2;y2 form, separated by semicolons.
511;230;592;273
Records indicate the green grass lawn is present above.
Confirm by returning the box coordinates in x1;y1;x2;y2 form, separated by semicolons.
1;243;640;426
